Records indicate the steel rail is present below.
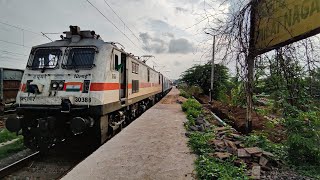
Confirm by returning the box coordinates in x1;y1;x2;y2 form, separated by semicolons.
0;151;40;178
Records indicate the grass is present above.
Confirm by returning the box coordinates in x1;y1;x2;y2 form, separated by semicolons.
0;129;25;160
294;165;320;179
0;129;20;143
0;137;25;160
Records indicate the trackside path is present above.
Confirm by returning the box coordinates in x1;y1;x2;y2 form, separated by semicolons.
63;87;195;180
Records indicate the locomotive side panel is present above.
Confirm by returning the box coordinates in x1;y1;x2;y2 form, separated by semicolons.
127;57;161;105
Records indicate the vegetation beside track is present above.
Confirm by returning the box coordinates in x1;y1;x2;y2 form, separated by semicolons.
0;129;20;143
0;129;25;160
180;95;320;179
0;137;25;160
178;61;320;179
182;98;249;179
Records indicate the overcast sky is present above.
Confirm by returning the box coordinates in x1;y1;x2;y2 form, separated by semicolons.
0;0;231;79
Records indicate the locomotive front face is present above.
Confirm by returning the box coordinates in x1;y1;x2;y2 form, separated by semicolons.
17;47;99;109
4;27;116;150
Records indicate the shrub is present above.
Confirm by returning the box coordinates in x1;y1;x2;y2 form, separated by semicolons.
179;90;191;99
0;129;20;143
285;111;320;165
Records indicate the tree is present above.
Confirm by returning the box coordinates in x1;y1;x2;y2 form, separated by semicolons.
180;63;229;100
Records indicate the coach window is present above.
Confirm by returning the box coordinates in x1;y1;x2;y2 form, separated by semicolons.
132;62;135;73
147;69;150;82
114;55;119;70
159;74;160;84
136;63;139;74
132;62;139;74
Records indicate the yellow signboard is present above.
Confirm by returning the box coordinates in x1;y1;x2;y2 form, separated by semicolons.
254;0;320;54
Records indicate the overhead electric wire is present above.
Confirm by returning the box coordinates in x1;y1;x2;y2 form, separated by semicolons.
86;0;145;54
0;39;31;48
0;49;28;56
0;55;26;62
103;0;147;53
0;20;53;42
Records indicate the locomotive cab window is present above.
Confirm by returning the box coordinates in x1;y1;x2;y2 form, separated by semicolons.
63;48;96;70
27;48;61;69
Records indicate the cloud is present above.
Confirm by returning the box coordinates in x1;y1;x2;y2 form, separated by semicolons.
139;32;167;54
163;32;174;38
175;7;188;13
139;32;194;54
168;38;194;53
174;60;182;66
146;18;189;37
139;32;152;44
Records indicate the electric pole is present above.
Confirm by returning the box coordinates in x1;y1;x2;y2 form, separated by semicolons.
206;32;216;102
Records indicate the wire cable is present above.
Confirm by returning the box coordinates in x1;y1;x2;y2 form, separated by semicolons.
103;0;147;53
86;0;145;54
0;49;28;56
0;39;31;48
0;20;53;42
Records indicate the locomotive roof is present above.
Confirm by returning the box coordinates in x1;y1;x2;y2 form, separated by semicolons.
32;37;161;74
33;37;107;49
31;26;167;77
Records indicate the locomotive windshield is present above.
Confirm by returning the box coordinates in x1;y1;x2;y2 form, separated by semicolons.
63;48;96;70
27;49;61;69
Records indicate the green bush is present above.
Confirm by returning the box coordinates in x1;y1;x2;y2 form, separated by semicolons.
188;86;203;96
179;89;191;99
285;111;320;165
0;137;25;160
0;129;20;143
182;99;202;113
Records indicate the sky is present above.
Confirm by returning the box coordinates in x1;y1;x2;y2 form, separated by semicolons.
0;0;231;79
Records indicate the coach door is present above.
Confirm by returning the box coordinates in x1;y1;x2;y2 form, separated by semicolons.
120;53;127;101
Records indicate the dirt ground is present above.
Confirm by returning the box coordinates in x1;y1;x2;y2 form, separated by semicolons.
196;94;267;133
196;94;286;142
63;87;195;180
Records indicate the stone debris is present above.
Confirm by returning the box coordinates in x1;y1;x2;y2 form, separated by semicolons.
244;147;263;155
213;152;232;159
188;115;211;132
209;126;278;179
186;115;279;179
252;166;261;179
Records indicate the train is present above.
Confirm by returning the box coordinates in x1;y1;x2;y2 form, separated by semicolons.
0;68;24;114
5;26;172;150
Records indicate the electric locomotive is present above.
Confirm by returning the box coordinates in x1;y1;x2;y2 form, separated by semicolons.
5;26;172;150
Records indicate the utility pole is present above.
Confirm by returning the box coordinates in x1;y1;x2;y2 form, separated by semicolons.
206;32;216;102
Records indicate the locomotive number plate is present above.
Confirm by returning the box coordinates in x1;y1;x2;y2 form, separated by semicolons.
74;97;92;103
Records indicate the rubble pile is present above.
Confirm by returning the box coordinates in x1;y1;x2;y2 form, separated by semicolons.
187;116;277;179
209;126;276;179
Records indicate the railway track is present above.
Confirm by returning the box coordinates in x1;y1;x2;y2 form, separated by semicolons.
0;151;40;179
0;145;92;179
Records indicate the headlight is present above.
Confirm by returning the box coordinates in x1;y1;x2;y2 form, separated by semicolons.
50;80;65;91
59;82;64;89
52;83;58;89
